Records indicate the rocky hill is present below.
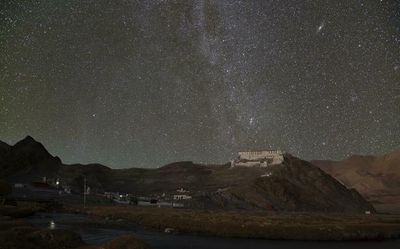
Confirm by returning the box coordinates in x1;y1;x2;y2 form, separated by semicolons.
312;150;400;214
0;136;375;213
0;136;62;180
109;158;374;213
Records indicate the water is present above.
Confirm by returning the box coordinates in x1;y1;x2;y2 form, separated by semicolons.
27;213;400;249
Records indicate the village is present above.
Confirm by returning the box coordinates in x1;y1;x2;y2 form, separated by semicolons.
9;150;285;208
11;178;193;208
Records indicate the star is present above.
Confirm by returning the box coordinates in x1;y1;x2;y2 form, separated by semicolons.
317;21;325;33
249;117;255;126
0;1;398;168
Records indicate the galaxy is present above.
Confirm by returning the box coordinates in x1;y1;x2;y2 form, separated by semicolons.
1;0;399;168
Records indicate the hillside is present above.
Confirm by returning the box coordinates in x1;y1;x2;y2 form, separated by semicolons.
312;150;400;213
109;158;374;213
0;136;374;213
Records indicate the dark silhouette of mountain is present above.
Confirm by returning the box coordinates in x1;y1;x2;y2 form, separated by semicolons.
0;136;62;179
0;141;11;162
0;136;375;213
0;140;10;151
58;163;113;194
312;150;400;213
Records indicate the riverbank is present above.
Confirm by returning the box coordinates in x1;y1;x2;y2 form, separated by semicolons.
0;204;150;249
0;206;85;249
80;206;400;241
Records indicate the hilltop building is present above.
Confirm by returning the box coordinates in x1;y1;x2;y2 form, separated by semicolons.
231;150;284;167
173;194;192;200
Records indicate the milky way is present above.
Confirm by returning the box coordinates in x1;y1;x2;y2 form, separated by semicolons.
1;0;399;168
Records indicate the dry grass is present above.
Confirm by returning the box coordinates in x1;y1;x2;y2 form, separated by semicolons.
0;217;86;249
82;206;400;241
101;235;150;249
0;205;38;218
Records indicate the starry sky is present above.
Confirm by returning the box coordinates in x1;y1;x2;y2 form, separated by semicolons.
1;0;399;168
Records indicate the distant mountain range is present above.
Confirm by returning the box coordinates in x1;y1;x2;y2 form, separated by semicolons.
0;136;376;213
312;150;400;214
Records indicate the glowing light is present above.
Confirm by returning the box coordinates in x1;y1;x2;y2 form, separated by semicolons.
317;22;325;33
249;117;255;125
49;220;56;229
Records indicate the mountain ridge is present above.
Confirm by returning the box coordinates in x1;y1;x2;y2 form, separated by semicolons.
0;136;375;213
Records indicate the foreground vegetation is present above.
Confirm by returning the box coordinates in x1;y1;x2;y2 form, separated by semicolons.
0;204;150;249
82;206;400;241
2;201;400;247
0;209;85;249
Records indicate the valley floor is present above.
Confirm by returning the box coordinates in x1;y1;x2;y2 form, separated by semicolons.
79;205;400;241
2;203;400;249
0;204;150;249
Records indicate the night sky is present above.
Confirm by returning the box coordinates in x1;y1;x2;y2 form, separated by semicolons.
1;0;399;168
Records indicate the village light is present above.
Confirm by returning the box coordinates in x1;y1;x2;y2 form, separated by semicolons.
49;220;56;230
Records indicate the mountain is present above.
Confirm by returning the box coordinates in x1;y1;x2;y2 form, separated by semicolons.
58;163;113;194
109;158;374;213
0;136;374;213
244;156;373;213
0;141;10;151
0;136;62;179
0;137;113;193
0;141;11;162
312;150;400;213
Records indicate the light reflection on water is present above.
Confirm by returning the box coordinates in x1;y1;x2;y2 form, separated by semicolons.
27;213;400;249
